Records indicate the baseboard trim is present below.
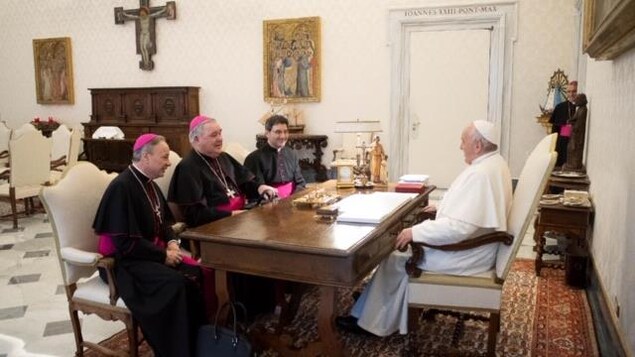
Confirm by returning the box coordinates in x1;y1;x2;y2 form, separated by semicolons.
587;255;631;356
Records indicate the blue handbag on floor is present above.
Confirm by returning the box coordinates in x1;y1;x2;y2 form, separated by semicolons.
196;302;252;357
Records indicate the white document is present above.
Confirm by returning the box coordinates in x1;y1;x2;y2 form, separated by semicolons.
336;192;418;224
399;174;430;183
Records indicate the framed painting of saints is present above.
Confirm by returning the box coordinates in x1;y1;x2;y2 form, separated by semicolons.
33;37;74;104
263;16;321;103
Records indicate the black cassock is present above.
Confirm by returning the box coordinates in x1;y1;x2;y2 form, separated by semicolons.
168;151;262;227
550;100;576;167
93;166;205;357
168;151;276;320
244;143;306;193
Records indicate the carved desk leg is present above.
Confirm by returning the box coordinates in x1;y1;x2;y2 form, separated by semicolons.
317;286;344;357
215;269;230;324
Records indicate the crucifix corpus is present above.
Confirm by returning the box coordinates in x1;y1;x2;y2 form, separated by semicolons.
114;0;176;71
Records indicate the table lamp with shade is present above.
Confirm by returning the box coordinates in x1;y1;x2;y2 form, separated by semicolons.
332;119;382;188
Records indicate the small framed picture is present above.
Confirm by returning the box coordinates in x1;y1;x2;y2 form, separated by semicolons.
33;37;74;104
263;16;321;103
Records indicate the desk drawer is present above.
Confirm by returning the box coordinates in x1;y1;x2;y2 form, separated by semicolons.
538;208;590;227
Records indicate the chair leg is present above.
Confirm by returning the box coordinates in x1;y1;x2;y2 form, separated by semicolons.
407;307;421;332
9;188;18;229
487;312;500;357
68;307;84;357
27;197;34;215
125;318;139;357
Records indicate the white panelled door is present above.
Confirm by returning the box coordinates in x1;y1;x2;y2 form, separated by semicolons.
407;29;490;188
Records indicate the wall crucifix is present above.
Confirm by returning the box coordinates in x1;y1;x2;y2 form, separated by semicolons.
114;0;176;71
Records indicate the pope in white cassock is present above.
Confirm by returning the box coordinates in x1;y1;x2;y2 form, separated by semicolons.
336;120;512;337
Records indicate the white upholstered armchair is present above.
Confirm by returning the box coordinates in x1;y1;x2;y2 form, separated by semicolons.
39;162;140;356
406;133;557;356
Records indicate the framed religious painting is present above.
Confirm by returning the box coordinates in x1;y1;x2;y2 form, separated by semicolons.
263;16;321;103
583;0;635;60
33;37;75;104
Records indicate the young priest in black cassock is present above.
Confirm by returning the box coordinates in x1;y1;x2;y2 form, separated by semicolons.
244;115;306;199
168;115;279;320
93;134;209;357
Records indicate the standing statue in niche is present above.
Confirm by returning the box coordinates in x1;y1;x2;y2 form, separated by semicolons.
562;93;588;172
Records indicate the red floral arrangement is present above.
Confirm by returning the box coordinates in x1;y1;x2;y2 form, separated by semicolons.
31;116;60;131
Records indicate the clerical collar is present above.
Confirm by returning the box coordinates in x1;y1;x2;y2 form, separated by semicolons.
195;150;221;161
131;163;152;181
266;143;284;152
472;151;497;165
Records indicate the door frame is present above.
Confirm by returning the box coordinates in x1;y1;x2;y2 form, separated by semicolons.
388;2;517;181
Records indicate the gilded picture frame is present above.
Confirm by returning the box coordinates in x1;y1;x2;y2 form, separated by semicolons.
33;37;74;104
583;0;635;60
263;16;321;103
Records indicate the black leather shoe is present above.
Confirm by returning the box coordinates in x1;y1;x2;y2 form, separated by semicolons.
335;315;373;336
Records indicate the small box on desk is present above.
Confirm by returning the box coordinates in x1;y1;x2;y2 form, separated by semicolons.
395;182;426;193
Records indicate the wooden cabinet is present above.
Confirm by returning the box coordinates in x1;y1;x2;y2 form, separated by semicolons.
83;86;199;172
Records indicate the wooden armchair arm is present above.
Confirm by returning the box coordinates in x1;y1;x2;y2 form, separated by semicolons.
96;257;120;306
0;169;9;181
50;156;67;171
170;222;200;259
416;210;436;223
405;231;514;278
171;222;187;235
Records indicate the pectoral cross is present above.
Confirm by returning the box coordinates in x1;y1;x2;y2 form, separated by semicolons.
227;189;236;199
114;0;176;71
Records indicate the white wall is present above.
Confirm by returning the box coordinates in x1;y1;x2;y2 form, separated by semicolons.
585;47;635;353
509;0;578;173
0;0;576;177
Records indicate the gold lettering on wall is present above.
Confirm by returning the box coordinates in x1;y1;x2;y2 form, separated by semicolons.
405;5;497;17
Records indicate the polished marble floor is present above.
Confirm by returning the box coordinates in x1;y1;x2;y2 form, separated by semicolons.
0;214;121;356
0;195;544;356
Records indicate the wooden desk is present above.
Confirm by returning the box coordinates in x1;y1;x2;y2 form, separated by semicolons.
182;181;435;355
256;134;328;182
533;201;593;280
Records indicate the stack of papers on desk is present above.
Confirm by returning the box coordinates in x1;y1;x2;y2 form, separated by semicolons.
336;192;417;224
396;174;429;193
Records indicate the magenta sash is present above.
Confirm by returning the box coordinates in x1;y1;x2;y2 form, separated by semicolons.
98;235;197;266
216;194;246;212
560;124;572;137
98;234;117;257
273;182;294;199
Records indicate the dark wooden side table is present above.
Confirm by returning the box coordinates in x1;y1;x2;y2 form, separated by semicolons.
256;134;328;182
548;172;590;191
533;201;594;284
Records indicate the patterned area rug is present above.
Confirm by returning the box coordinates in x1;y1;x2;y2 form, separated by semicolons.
87;260;597;356
532;263;598;356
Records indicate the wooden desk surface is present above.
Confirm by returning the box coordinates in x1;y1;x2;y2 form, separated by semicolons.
182;181;434;355
182;181;435;287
